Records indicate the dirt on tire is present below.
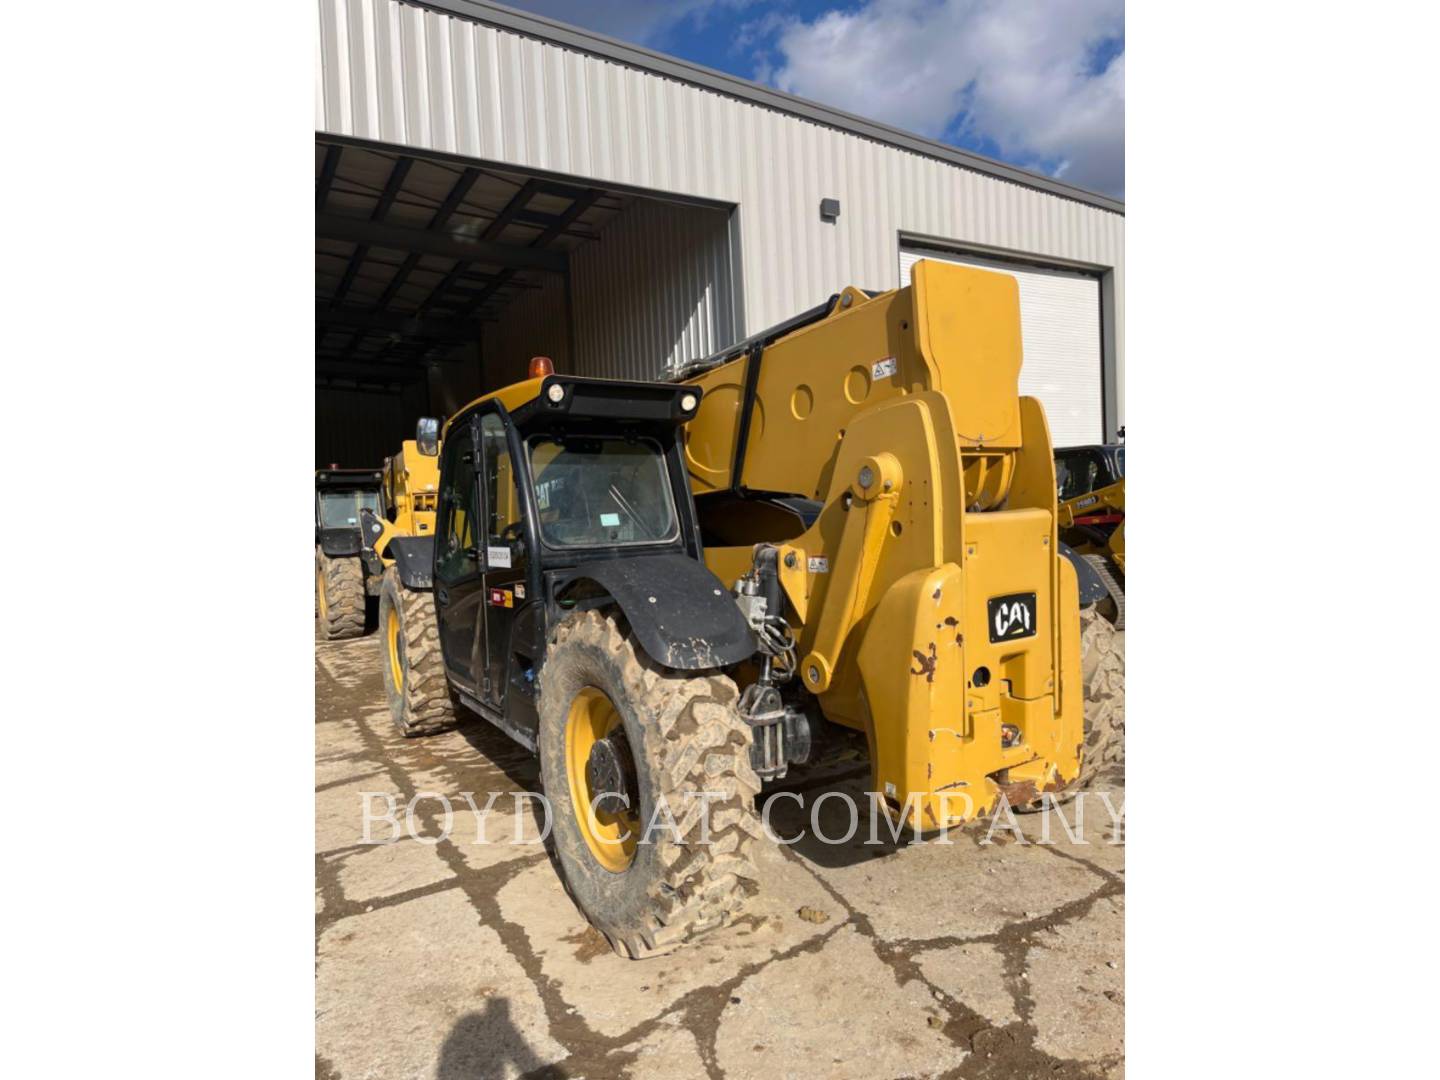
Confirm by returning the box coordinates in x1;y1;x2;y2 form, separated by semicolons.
378;566;457;737
1077;604;1125;788
316;547;366;641
537;609;763;960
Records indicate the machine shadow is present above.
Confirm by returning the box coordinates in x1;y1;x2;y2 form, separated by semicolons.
757;766;923;870
453;712;541;792
436;997;568;1080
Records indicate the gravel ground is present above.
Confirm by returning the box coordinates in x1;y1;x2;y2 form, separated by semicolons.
316;628;1125;1080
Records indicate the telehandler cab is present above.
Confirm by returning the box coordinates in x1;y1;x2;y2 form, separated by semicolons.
379;262;1123;957
315;466;383;640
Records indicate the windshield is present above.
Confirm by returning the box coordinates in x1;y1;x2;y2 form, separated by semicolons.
529;436;678;548
318;489;380;529
1056;454;1100;501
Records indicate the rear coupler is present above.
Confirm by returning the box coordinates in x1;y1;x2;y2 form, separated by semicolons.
734;546;812;780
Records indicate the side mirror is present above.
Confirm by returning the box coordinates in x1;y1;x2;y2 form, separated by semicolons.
416;417;440;457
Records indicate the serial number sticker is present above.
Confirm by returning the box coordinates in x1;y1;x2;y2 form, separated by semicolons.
808;556;829;573
871;356;898;379
486;545;512;569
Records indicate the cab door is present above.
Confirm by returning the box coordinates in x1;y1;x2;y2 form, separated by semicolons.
476;411;530;711
433;416;485;691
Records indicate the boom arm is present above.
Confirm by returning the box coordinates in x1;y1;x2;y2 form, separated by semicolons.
681;262;1085;827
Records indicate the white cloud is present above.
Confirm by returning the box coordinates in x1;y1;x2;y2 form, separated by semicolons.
762;0;1125;197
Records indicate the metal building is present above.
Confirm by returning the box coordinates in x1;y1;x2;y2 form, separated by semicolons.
315;0;1125;464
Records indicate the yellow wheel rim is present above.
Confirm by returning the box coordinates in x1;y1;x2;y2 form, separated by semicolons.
386;606;403;690
566;687;639;872
316;566;329;620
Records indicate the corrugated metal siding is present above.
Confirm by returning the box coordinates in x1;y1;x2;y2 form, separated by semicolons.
570;199;734;379
317;0;1123;409
485;272;570;386
316;382;429;467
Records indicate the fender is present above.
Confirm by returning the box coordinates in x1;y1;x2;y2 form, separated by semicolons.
1057;542;1109;607
389;536;436;589
554;553;755;671
358;508;389;555
318;528;361;558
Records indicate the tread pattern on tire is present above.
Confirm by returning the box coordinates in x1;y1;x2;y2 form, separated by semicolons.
317;548;366;641
542;609;764;959
1078;604;1125;789
1082;552;1125;630
380;567;456;737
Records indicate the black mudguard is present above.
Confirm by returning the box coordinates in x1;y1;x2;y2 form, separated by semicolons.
389;536;435;589
1058;542;1109;607
318;528;362;558
557;554;755;671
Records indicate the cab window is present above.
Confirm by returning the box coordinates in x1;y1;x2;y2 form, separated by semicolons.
529;436;677;548
480;414;523;544
436;426;479;580
318;489;379;529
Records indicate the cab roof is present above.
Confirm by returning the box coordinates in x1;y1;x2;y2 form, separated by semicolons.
444;375;700;438
316;467;382;487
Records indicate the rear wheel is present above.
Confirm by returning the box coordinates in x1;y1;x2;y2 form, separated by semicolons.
1077;605;1125;789
316;547;366;641
538;609;763;959
378;567;457;737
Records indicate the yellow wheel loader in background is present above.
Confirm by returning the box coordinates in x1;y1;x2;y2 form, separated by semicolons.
377;262;1124;956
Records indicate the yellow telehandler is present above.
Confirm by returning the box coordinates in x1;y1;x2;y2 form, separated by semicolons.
378;262;1123;956
359;433;441;579
315;437;441;642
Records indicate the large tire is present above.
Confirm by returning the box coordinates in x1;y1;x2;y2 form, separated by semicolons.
1082;553;1125;630
538;609;763;959
316;547;366;641
1077;605;1125;789
378;567;457;737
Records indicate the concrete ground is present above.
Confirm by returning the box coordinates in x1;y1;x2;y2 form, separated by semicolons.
317;630;1124;1080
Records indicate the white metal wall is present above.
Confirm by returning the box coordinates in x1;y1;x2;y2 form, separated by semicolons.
482;198;734;385
570;198;734;379
316;0;1124;419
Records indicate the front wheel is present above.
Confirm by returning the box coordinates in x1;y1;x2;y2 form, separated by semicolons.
538;609;763;959
316;548;366;641
378;567;457;737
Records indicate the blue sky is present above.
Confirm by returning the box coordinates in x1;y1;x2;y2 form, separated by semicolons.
504;1;1125;198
